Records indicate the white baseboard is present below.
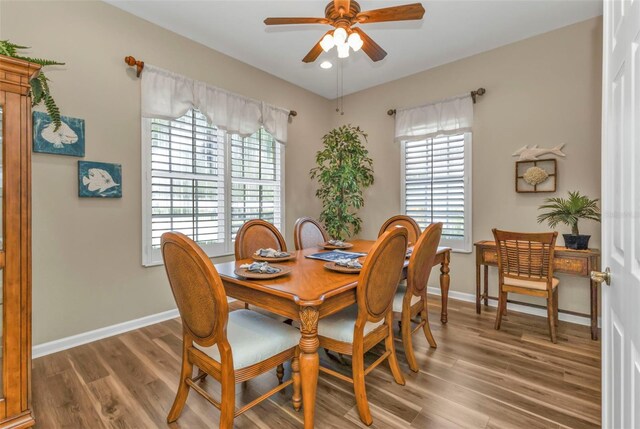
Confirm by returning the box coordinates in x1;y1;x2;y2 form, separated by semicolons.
427;287;601;328
32;308;179;359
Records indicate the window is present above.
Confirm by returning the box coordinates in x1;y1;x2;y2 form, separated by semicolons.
402;133;472;252
142;109;283;266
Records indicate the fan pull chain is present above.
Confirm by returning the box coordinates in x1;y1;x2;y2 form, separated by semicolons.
336;59;345;116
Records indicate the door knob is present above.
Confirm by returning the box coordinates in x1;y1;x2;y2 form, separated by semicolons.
591;267;611;286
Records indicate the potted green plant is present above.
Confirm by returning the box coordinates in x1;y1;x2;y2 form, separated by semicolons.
310;125;374;241
537;191;601;250
0;40;64;130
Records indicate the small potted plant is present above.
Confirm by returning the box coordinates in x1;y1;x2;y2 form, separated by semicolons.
537;191;601;250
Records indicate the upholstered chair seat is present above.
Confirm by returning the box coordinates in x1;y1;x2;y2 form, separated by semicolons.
318;305;384;343
392;285;420;312
503;276;560;291
195;310;300;370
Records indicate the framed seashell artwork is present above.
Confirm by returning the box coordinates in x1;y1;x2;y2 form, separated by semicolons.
78;161;122;198
33;111;85;157
515;158;557;193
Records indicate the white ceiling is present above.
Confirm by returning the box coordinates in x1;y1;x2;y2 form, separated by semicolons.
107;0;602;99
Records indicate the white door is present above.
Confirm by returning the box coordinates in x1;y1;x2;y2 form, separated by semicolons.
601;0;640;427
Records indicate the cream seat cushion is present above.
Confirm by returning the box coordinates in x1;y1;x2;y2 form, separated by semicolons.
504;276;559;291
195;310;299;370
318;305;384;343
392;285;421;312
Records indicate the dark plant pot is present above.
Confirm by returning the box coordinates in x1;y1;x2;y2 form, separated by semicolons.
563;234;591;250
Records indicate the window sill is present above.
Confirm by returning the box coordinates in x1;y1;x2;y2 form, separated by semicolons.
143;251;235;268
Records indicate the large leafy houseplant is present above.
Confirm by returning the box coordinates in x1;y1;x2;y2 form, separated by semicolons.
310;125;374;241
537;190;601;249
0;40;64;129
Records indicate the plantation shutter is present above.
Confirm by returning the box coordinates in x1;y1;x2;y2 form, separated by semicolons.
149;109;226;259
403;133;472;252
230;129;282;239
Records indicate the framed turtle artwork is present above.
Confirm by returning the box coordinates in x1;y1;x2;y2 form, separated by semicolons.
78;161;122;198
33;111;85;157
515;158;557;193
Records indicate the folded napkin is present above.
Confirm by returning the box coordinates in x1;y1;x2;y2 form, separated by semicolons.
239;261;281;274
254;248;290;258
327;239;348;247
335;258;363;269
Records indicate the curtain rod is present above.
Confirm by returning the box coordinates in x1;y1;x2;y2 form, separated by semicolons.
387;87;486;116
124;56;298;118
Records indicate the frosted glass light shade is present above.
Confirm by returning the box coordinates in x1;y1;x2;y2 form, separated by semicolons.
337;42;350;58
333;27;348;44
348;32;363;52
320;34;335;52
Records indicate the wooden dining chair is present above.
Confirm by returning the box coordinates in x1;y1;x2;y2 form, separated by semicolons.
378;215;422;245
293;217;330;250
492;229;560;343
393;222;442;372
234;219;287;260
318;227;408;426
161;232;300;429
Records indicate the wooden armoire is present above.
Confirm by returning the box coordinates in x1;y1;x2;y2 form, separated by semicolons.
0;55;38;427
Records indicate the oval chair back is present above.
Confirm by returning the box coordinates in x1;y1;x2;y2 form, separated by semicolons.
357;227;409;324
293;217;330;250
378;215;421;245
407;222;443;295
234;219;287;260
161;232;228;348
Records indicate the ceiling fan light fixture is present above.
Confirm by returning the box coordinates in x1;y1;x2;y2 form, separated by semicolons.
337;42;350;58
333;27;348;44
348;32;363;52
320;61;333;69
320;33;335;52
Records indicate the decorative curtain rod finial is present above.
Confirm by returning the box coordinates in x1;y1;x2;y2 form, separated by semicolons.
289;110;297;118
470;87;486;104
124;56;144;78
387;109;396;116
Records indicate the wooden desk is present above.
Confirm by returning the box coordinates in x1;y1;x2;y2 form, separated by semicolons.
215;240;451;428
474;240;600;340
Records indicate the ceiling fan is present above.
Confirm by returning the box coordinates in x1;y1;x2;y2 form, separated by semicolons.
264;1;425;63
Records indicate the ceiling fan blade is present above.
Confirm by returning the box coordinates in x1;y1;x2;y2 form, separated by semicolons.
352;28;387;62
264;17;329;25
356;3;425;24
333;0;351;16
302;31;332;63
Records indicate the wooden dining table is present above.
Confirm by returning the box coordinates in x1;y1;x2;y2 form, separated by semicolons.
214;240;451;428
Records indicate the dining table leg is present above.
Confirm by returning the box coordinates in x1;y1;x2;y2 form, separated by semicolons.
299;306;320;429
440;250;450;324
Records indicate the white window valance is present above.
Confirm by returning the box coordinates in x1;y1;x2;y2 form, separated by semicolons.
394;94;473;142
141;65;290;144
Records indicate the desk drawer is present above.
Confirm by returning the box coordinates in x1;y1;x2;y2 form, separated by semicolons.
553;257;589;276
480;249;590;277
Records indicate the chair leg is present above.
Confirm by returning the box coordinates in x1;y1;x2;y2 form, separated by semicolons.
495;290;506;330
219;364;236;429
386;319;406;386
554;288;559;327
547;294;557;344
352;351;373;426
167;344;193;423
276;364;284;385
401;310;419;373
420;297;437;349
292;347;301;411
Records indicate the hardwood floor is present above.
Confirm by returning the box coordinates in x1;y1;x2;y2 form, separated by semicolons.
32;297;601;428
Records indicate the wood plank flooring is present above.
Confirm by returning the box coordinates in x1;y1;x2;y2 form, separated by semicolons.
32;297;601;428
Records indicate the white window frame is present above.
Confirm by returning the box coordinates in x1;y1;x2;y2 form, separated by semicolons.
141;117;285;267
400;132;473;253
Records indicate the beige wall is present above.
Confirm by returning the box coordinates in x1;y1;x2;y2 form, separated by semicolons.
1;0;602;345
334;17;603;314
1;0;331;345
